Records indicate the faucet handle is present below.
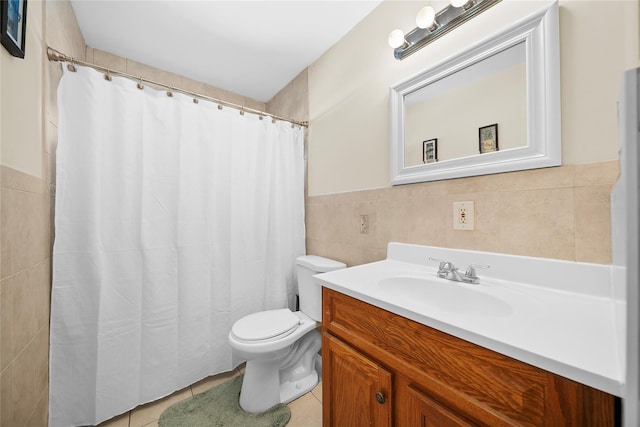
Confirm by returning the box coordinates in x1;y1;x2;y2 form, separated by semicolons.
428;257;453;270
464;264;490;280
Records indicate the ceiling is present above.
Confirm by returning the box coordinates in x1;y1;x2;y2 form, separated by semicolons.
70;0;383;103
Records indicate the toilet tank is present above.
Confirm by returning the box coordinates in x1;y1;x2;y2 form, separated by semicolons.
296;255;346;321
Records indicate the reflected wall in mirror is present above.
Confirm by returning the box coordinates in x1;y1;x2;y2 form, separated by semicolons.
404;42;527;167
390;1;561;185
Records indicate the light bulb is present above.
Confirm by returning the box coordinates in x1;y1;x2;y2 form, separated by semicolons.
388;29;406;49
450;0;468;7
416;6;436;29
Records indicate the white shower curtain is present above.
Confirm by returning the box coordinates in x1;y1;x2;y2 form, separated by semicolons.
49;66;306;427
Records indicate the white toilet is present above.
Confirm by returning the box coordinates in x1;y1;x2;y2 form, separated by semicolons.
228;255;346;413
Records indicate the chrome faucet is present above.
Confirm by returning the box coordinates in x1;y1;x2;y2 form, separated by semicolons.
429;258;490;284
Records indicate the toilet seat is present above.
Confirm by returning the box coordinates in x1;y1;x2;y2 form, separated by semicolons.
231;309;301;342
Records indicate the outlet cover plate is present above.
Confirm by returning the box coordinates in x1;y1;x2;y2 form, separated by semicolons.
453;201;474;230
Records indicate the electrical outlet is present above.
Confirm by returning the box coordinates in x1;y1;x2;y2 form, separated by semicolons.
359;215;369;234
453;201;474;230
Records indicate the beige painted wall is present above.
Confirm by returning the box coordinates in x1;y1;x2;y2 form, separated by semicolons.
405;63;527;165
308;0;640;196
1;0;44;177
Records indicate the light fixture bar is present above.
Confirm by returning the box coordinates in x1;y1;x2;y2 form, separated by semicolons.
393;0;502;60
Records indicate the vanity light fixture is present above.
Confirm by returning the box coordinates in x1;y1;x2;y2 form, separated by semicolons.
388;0;501;60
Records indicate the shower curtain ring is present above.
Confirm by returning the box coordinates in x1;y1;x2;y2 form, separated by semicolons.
104;69;112;81
67;60;77;72
137;77;144;90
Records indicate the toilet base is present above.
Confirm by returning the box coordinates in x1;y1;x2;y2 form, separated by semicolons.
280;366;318;404
239;329;321;413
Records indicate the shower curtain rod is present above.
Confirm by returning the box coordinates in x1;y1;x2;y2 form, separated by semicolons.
47;47;309;128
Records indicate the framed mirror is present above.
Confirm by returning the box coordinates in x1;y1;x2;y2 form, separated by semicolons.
390;2;560;185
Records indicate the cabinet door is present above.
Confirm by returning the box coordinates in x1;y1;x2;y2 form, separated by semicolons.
407;384;479;427
323;334;392;427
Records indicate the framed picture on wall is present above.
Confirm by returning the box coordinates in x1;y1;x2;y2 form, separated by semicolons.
1;0;27;58
479;123;499;154
423;138;437;164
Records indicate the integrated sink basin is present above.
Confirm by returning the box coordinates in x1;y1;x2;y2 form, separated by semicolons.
378;276;513;317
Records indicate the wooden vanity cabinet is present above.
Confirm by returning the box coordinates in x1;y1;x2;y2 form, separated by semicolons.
321;288;616;427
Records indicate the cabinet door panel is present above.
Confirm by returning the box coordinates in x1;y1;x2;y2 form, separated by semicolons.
323;334;392;427
407;384;478;427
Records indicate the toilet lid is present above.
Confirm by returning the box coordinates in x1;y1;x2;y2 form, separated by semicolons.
232;309;301;341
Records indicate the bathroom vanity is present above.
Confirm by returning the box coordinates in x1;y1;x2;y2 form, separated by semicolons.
316;243;622;426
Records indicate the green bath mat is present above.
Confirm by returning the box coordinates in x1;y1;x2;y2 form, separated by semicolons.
158;374;290;427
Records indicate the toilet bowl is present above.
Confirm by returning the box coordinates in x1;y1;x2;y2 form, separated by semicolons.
228;255;346;413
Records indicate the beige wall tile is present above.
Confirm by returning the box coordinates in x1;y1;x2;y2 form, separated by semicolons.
574;160;619;187
10;190;48;273
0;188;11;278
499;188;575;260
33;327;49;403
25;389;48;427
575;185;612;264
498;165;575;191
126;59;159;82
85;46;94;63
12;268;40;358
156;69;183;89
1;363;14;427
181;77;205;96
1;165;42;194
404;186;448;248
244;97;266;113
445;173;501;195
46;0;86;60
47;62;62;125
305;161;615;267
12;336;39;425
267;69;309;121
0;277;12;371
92;49;127;73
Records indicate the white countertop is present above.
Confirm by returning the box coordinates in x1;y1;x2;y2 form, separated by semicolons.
314;243;625;397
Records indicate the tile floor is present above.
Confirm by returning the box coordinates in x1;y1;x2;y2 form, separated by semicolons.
97;366;322;427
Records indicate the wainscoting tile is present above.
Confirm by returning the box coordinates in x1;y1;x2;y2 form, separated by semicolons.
0;187;12;279
1;363;14;427
12;337;39;426
126;59;158;82
574;160;619;187
499;188;575;260
12;268;39;358
575;185;612;264
497;165;575;191
92;49;127;74
0;277;12;371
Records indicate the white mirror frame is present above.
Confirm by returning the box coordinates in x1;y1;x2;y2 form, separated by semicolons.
390;2;560;185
